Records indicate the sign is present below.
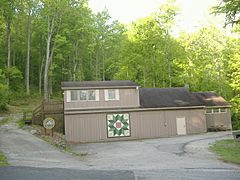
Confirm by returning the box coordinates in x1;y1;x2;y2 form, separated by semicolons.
43;117;55;130
107;114;130;138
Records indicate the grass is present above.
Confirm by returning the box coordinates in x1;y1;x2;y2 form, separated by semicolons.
0;151;8;166
16;118;25;128
210;139;240;164
0;117;11;126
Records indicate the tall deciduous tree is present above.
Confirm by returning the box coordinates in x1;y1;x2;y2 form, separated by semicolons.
212;0;240;26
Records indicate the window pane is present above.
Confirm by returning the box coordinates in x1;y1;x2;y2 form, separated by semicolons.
88;90;96;100
79;90;87;100
71;91;78;101
213;108;219;113
220;108;226;113
108;89;116;100
206;109;212;113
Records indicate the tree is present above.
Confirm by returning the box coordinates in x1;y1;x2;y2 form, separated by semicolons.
212;0;240;26
41;0;68;101
0;0;17;83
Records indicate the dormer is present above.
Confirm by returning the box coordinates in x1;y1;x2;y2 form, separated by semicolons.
61;80;140;111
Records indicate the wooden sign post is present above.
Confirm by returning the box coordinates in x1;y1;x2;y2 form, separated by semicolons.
43;117;55;136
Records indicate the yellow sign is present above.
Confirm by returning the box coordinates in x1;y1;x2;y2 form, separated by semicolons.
43;117;55;130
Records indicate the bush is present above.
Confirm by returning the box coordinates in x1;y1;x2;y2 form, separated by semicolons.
0;83;9;111
230;96;240;130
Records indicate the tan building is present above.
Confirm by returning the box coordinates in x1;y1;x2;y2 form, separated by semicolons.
61;80;231;143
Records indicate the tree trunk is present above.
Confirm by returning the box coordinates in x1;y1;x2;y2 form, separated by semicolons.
168;59;171;88
43;17;52;101
25;10;31;95
12;24;17;66
6;21;11;85
38;35;43;95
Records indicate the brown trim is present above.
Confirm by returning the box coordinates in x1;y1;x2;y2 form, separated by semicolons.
61;86;138;90
205;105;231;108
64;106;205;115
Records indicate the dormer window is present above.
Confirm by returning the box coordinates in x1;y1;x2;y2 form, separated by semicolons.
104;89;119;101
68;90;99;102
70;90;78;101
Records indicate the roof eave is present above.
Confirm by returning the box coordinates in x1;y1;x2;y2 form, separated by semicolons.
61;86;139;90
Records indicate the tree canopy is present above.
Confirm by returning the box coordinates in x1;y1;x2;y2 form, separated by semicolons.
0;0;239;129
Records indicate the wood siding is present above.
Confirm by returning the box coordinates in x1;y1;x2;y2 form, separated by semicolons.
65;108;207;143
64;88;140;110
205;108;232;130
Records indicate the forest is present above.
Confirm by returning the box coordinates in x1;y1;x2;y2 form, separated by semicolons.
0;0;239;129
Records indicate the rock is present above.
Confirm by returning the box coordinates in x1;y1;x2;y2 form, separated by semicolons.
30;129;37;134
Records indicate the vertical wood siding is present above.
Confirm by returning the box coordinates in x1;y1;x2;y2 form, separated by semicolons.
205;108;232;130
65;109;207;143
64;88;140;110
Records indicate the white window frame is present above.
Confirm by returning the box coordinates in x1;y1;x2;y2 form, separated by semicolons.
66;90;99;102
205;108;227;114
104;89;120;101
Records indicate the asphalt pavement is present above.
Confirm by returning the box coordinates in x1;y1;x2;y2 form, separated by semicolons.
1;116;240;180
0;166;135;180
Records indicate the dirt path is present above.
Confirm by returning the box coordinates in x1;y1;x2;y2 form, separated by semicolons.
0;114;89;169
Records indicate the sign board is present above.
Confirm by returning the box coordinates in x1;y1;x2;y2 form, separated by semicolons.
43;117;55;130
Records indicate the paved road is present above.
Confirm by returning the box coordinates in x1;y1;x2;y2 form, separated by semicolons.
0;166;135;180
72;132;240;179
1;116;240;179
0;117;88;169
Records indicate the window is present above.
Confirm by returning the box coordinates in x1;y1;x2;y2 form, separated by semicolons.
206;109;212;114
205;108;227;114
79;90;87;100
220;108;226;113
88;90;96;100
104;89;119;101
108;89;116;100
70;90;78;101
67;90;99;102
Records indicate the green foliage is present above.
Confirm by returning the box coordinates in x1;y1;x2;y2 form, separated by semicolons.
0;0;238;123
230;96;240;130
0;151;8;166
0;83;9;111
17;118;25;128
0;117;11;126
212;0;240;26
210;139;240;164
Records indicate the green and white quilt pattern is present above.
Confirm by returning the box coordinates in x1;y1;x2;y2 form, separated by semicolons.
107;114;130;137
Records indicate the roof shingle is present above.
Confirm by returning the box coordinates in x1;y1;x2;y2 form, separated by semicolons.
192;92;230;107
139;88;203;108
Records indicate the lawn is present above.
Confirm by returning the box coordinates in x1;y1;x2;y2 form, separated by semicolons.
210;139;240;164
0;117;11;126
0;151;8;166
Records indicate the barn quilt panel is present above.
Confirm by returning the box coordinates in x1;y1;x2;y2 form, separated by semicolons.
107;114;130;137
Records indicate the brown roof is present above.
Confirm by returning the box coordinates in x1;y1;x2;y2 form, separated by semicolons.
61;80;138;89
139;88;203;108
192;92;230;107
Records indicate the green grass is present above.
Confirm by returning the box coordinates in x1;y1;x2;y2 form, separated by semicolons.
0;151;8;166
210;139;240;164
16;118;25;128
0;117;11;126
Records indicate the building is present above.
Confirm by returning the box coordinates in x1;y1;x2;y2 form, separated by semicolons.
192;92;232;131
61;80;231;143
